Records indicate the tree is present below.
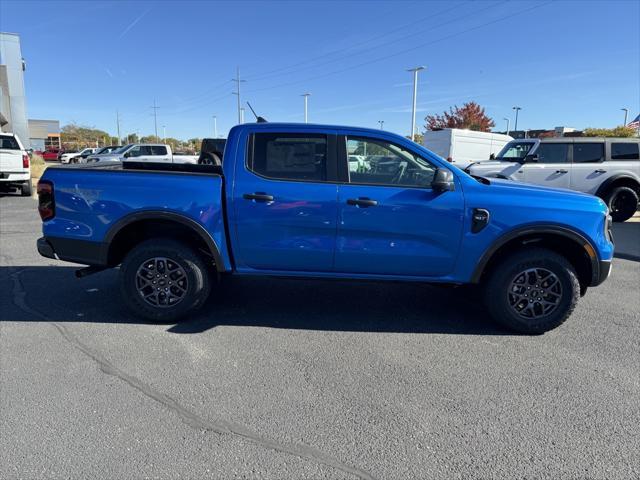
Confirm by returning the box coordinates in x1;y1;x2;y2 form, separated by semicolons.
583;126;637;138
61;123;112;148
425;101;495;132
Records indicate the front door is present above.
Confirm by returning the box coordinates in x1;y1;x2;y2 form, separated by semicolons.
523;142;571;188
232;130;339;272
335;134;464;277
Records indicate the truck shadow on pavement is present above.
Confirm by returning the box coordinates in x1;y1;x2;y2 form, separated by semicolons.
2;266;511;336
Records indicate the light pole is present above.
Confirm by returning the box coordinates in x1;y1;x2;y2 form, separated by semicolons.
407;66;425;141
378;120;384;130
162;125;166;143
301;93;311;123
513;106;522;133
232;67;245;124
240;107;245;124
212;115;218;138
503;117;510;135
622;108;629;126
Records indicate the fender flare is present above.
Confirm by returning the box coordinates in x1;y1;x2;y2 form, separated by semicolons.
103;210;225;270
470;224;600;285
594;174;640;198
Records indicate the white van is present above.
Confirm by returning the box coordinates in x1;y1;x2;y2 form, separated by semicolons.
423;128;513;169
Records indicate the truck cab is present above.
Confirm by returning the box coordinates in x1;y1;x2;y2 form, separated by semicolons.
36;123;614;334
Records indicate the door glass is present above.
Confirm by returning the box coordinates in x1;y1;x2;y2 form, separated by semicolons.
611;143;640;160
127;146;141;157
345;137;436;187
151;145;168;155
248;133;327;181
573;143;604;163
140;146;153;156
535;143;569;163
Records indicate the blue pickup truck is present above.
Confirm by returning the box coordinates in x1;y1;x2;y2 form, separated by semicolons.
36;123;614;333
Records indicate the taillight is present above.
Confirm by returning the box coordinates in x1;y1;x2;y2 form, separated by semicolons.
447;156;453;163
37;180;55;221
23;154;29;168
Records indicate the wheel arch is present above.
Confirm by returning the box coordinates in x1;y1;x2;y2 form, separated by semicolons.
595;174;640;198
104;211;225;270
471;225;600;293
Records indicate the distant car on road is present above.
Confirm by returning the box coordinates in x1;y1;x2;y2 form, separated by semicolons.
467;137;640;222
0;132;31;196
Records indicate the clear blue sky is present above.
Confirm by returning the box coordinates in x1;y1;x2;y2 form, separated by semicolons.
1;0;639;140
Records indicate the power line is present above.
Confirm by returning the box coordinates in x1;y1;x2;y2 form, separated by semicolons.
244;1;551;96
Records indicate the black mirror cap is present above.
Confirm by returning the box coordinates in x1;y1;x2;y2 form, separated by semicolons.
432;168;455;192
489;153;496;160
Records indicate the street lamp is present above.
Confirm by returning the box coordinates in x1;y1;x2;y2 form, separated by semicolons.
378;120;385;130
513;106;522;133
503;117;510;135
301;93;311;123
407;66;425;141
622;108;629;126
212;115;218;138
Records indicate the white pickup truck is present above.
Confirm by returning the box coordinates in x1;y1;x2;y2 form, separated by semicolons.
88;143;198;164
0;132;31;196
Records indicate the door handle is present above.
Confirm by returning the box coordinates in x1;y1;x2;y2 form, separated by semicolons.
594;169;606;173
347;197;378;207
243;192;274;202
555;169;568;174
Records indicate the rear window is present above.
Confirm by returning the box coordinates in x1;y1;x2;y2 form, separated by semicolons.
248;133;327;182
0;136;20;150
611;142;639;160
151;146;167;155
573;143;604;163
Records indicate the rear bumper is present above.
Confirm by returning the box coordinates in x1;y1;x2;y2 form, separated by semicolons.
37;236;107;265
0;172;30;182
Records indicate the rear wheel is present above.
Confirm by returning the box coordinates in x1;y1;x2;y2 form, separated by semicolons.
21;181;32;197
120;239;211;322
483;247;579;334
604;186;638;222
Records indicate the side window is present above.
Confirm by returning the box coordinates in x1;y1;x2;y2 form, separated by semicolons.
140;146;154;156
151;146;167;155
248;133;327;181
611;142;640;160
535;143;569;163
346;136;436;188
127;146;141;157
573;143;604;163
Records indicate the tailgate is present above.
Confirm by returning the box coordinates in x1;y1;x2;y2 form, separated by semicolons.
0;149;24;171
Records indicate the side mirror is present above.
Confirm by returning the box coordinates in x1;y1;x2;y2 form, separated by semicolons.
431;168;455;192
524;154;539;163
123;152;130;158
489;153;496;160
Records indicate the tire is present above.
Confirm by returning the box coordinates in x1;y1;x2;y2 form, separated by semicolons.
21;181;32;197
604;186;638;222
483;247;580;334
120;239;211;322
198;152;221;166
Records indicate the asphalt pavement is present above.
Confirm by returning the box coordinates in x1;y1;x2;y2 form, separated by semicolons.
1;193;639;479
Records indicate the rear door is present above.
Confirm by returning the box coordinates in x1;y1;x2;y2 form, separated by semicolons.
334;133;464;277
523;142;571;188
569;141;606;193
231;129;339;272
0;135;24;173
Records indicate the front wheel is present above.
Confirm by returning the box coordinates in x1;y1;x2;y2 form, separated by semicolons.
483;247;579;334
604;186;638;222
120;239;211;322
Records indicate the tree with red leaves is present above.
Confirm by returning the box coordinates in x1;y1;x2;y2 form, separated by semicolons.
425;102;495;132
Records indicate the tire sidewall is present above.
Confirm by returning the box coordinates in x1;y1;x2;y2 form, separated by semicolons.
606;186;638;222
486;252;578;334
120;241;210;322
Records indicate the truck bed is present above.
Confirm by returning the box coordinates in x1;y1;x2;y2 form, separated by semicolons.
39;161;229;268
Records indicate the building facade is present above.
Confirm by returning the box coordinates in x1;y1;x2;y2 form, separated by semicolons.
0;32;30;148
28;119;60;151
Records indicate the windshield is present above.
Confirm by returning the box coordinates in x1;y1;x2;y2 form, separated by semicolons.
495;141;535;160
112;144;133;154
